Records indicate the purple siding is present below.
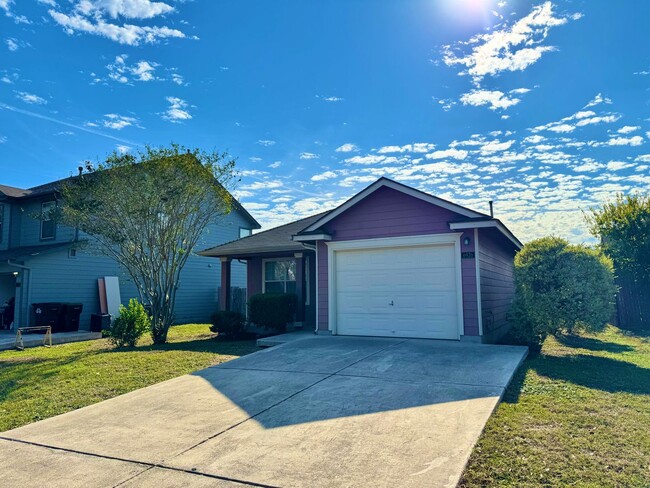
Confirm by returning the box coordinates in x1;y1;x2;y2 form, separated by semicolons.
316;186;479;336
246;258;263;297
478;227;516;339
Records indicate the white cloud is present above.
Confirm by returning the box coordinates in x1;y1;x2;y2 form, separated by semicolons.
5;38;18;51
116;144;131;153
607;135;644;146
319;96;343;102
636;154;650;163
15;91;47;105
162;96;191;123
617;125;640;134
256;139;276;147
442;2;575;82
171;73;184;85
240;180;283;191
335;143;359;153
75;0;174;19
0;135;7;143
299;152;319;160
584;93;612;108
377;143;436;154
101;113;138;130
48;1;187;46
425;148;468;160
479;139;515;153
460;89;523;110
606;161;635;171
311;171;338;182
131;60;157;81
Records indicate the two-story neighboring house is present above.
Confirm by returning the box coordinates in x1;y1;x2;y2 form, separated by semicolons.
0;178;260;331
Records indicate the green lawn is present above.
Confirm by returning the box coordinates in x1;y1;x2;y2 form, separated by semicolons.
460;325;650;487
0;324;258;432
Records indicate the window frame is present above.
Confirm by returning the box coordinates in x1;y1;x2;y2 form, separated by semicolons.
262;258;297;294
40;200;57;240
239;227;252;239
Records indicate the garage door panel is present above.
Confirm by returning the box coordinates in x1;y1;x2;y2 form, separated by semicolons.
334;243;460;340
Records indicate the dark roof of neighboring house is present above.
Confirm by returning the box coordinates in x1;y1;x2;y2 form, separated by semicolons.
199;212;329;258
0;242;75;262
0;173;260;229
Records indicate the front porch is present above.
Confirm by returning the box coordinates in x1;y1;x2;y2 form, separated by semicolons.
0;330;102;352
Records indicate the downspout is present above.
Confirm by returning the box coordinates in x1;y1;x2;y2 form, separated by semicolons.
7;260;32;328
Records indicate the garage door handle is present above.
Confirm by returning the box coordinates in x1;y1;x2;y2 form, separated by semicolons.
389;301;394;306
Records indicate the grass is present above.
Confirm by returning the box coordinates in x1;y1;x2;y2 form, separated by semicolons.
0;324;259;432
460;325;650;487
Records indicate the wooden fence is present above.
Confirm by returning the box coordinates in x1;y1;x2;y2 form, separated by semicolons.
615;273;650;330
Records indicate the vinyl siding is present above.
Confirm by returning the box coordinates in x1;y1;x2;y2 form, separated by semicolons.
316;186;478;336
0;203;9;251
16;207;250;329
478;227;516;340
17;199;75;245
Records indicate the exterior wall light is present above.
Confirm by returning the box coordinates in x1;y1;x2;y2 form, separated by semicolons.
463;236;471;246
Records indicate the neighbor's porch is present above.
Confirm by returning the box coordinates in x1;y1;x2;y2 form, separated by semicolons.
218;250;316;329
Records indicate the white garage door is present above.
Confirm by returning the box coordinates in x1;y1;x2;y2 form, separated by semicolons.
334;244;460;340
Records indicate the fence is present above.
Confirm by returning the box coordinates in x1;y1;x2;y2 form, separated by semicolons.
615;273;650;330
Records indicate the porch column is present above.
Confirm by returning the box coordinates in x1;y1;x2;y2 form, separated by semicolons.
294;252;305;323
219;257;231;311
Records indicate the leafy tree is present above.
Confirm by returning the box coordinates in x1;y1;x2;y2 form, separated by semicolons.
586;193;650;280
509;237;617;346
61;144;237;344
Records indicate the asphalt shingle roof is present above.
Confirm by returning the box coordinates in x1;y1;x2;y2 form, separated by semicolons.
199;212;329;258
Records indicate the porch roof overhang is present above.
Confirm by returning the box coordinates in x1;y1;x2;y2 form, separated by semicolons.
449;218;522;250
199;212;328;259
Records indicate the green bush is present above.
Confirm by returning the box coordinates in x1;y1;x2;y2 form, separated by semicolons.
210;311;246;339
108;299;151;348
509;237;617;346
248;293;297;332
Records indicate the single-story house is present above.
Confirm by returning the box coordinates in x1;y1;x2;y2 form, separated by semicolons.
201;177;521;343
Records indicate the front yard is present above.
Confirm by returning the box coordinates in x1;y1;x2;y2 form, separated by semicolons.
461;325;650;487
0;324;258;432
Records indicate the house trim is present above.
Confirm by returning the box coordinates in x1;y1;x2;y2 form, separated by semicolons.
325;233;464;339
449;220;521;250
300;178;485;234
474;228;483;337
292;233;332;242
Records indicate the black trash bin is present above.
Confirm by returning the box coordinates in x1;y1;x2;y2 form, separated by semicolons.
90;313;111;332
62;304;83;332
32;303;65;333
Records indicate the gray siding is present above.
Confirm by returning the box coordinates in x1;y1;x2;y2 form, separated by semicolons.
478;228;516;341
0;202;9;251
13;207;250;329
16;199;75;246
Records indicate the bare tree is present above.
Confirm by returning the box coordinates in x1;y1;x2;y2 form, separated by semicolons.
61;144;237;344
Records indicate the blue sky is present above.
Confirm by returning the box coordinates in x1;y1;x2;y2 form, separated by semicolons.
1;0;649;242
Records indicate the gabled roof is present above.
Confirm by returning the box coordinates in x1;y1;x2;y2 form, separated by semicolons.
0;172;260;229
297;177;489;234
199;212;328;258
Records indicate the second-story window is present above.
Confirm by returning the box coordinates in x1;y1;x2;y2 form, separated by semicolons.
40;201;56;240
239;227;252;238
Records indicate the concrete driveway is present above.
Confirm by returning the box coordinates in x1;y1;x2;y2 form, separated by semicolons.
0;336;527;488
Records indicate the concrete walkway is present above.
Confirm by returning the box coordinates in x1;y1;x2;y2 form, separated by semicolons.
0;330;102;351
0;336;527;488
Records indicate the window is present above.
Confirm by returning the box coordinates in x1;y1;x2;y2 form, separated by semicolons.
40;201;56;240
263;259;296;294
239;227;252;238
0;204;4;242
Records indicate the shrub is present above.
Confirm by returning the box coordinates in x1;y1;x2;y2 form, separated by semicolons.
509;237;617;346
210;311;246;339
248;293;297;332
108;299;151;348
